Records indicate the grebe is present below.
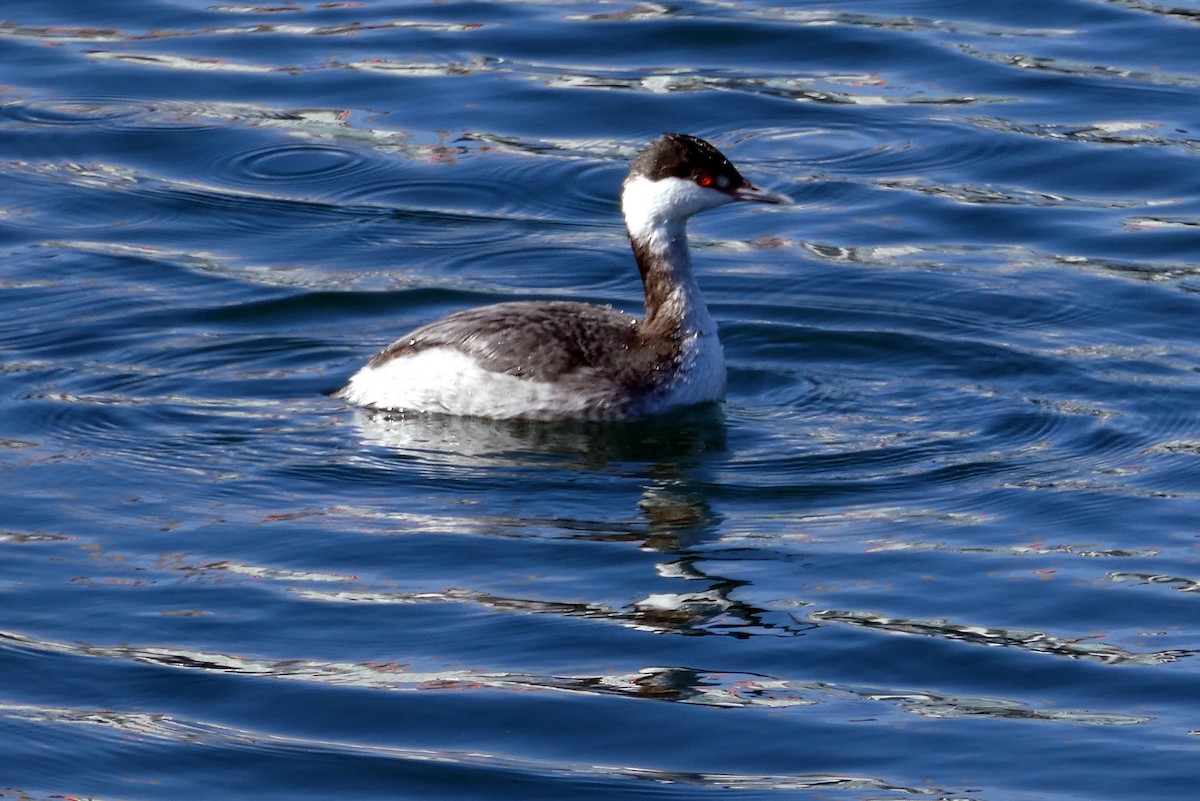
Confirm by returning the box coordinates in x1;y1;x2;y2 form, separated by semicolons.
337;133;791;421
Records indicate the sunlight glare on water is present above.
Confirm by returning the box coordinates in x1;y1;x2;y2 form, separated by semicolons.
1;1;1200;799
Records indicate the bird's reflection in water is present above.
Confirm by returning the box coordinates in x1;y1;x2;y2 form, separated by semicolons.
344;403;728;471
343;405;801;638
344;403;727;551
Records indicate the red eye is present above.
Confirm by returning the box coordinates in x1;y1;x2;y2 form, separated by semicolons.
696;171;713;187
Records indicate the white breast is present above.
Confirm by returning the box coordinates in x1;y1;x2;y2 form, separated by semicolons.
643;329;726;414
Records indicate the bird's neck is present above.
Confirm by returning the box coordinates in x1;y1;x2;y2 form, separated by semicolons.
627;215;716;339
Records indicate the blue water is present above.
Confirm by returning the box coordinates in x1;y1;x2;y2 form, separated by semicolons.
3;1;1200;798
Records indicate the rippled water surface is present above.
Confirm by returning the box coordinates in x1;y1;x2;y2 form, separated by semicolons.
3;1;1200;798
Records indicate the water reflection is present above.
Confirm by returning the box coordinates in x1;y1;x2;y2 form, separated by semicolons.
344;405;728;468
339;406;808;636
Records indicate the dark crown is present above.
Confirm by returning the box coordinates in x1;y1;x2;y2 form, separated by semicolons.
626;133;747;188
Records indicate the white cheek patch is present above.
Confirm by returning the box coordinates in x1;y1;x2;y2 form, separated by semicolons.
621;175;736;247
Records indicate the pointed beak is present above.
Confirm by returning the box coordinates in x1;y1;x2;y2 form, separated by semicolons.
732;181;793;205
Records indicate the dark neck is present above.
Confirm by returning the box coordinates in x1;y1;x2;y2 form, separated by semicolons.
628;218;715;338
630;235;684;329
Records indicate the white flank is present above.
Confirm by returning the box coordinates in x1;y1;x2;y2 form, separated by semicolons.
339;333;725;421
340;347;615;421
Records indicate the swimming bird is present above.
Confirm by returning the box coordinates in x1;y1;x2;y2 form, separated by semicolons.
337;133;791;421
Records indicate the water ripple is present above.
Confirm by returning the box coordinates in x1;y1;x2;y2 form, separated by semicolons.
1107;571;1200;594
537;67;999;106
218;141;375;186
0;15;484;44
967;115;1200;153
0;696;946;796
1101;0;1200;23
959;43;1200;89
0;629;1149;727
806;609;1192;666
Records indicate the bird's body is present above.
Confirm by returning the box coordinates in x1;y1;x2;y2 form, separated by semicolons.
337;133;789;421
